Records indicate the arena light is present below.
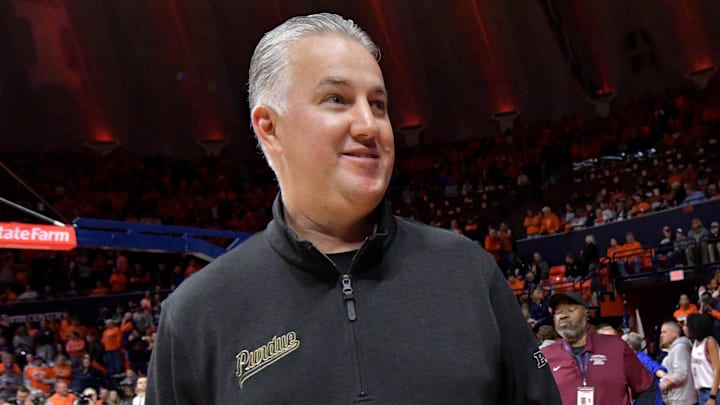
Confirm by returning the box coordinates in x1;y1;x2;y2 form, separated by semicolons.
587;91;616;117
85;140;119;157
397;124;424;149
491;110;519;133
687;66;717;89
198;138;228;157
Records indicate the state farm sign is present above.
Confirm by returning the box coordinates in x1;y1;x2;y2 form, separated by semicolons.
0;222;77;250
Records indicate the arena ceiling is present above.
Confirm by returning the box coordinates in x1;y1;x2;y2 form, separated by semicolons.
1;0;719;155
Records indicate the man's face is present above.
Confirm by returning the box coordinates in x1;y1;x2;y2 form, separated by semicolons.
56;382;68;396
660;324;678;348
553;301;587;343
262;34;394;218
16;390;28;401
679;294;689;307
136;377;147;393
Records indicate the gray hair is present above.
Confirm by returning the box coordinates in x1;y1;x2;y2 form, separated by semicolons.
248;13;380;114
662;321;681;334
621;332;644;351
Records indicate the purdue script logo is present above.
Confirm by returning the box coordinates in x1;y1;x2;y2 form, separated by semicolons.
235;331;300;388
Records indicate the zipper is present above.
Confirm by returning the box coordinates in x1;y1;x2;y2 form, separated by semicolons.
341;274;357;321
339;273;369;400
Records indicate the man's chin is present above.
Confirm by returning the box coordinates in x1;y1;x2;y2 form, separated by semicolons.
557;327;582;342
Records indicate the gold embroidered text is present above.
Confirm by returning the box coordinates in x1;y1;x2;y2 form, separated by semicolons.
235;331;300;388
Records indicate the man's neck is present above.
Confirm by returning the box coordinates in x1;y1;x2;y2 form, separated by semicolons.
283;206;375;253
568;334;588;348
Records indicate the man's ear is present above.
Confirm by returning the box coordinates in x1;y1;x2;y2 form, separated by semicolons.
251;105;282;154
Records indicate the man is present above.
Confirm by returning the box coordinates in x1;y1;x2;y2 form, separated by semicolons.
615;232;644;277
621;332;667;405
539;206;562;235
23;355;52;395
101;318;123;376
14;386;30;404
541;292;656;404
709;221;720;263
132;376;146;405
45;381;75;405
532;251;550;280
658;321;696;405
147;12;561;404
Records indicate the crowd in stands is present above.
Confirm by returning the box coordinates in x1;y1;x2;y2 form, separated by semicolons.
1;81;720;402
0;296;152;403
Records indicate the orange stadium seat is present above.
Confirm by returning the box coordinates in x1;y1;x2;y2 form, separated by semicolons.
549;265;566;282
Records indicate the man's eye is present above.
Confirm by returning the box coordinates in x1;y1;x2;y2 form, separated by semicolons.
371;100;386;111
324;95;345;104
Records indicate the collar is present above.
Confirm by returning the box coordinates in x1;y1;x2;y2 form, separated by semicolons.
581;332;601;354
266;193;396;281
564;331;596;354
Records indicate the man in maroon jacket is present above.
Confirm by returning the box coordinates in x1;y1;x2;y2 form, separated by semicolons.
541;292;657;405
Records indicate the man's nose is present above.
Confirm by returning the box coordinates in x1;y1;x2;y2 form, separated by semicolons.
349;100;379;141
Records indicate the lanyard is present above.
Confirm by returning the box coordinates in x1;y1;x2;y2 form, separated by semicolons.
562;340;590;386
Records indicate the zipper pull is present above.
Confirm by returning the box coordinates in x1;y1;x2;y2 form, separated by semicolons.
341;274;357;321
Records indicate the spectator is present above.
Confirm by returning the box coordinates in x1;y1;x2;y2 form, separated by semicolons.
527;288;551;332
483;227;502;263
539;206;562;235
84;333;105;370
580;234;599;271
70;354;103;395
537;324;557;349
82;388;99;404
507;274;525;297
126;330;151;377
656;226;676;266
680;183;707;206
659;321;696;405
51;354;72;387
13;385;30;404
709;222;720;263
0;353;21;396
498;222;515;274
101;319;123;376
687;218;710;264
541;292;656;404
673;294;699;327
674;229;694;266
108;267;128;293
532;252;550;281
131;376;146;405
107;389;121;405
15;285;38;301
23;355;52;396
34;320;56;363
684;313;720;404
606;237;621;264
45;380;75;405
616;232;644;277
622;332;667;405
523;209;541;238
595;323;619;336
564;253;584;279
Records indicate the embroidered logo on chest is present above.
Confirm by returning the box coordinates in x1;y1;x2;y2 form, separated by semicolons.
235;331;300;388
589;354;607;366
